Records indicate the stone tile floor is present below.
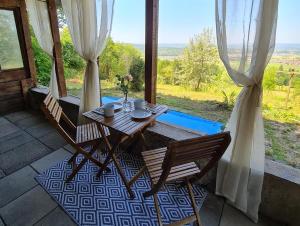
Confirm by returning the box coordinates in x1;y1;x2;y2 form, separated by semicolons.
0;111;283;226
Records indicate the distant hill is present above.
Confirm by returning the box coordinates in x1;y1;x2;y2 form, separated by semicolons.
133;43;186;59
131;43;300;58
274;43;300;55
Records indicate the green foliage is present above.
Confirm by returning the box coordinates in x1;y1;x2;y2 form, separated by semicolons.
60;27;85;78
157;60;175;84
276;65;289;86
221;90;236;109
157;28;221;89
129;56;144;91
181;28;220;90
99;38;141;81
263;65;277;90
292;77;300;98
31;30;52;86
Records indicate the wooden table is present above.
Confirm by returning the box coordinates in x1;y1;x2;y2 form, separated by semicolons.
83;104;168;198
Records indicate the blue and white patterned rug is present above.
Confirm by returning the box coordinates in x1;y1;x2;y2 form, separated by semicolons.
36;151;207;226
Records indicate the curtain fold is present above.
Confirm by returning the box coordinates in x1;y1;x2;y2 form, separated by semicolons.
61;0;114;122
26;0;59;98
215;0;278;222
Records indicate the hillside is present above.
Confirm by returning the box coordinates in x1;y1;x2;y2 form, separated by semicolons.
133;43;300;60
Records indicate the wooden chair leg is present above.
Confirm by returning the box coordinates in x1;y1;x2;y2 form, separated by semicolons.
68;151;79;164
128;165;146;187
66;143;108;182
186;180;202;226
143;184;160;198
154;193;163;226
66;156;89;182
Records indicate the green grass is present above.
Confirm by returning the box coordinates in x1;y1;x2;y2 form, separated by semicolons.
67;79;300;168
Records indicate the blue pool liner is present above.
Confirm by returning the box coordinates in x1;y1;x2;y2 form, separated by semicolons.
101;96;223;135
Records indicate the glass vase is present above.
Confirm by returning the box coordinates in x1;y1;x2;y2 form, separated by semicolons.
123;93;131;113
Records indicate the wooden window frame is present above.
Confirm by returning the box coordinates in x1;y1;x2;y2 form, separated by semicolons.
0;0;36;84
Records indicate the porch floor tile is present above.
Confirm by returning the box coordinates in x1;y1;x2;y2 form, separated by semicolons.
0;166;37;208
31;148;72;174
0;186;57;226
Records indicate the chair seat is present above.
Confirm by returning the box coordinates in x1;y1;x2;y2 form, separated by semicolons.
76;123;109;144
142;147;201;184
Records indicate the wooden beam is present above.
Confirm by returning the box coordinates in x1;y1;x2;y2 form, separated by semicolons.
18;0;37;85
47;0;67;97
145;0;159;104
0;0;20;8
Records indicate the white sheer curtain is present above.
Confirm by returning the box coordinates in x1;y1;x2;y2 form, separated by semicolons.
26;0;59;98
215;0;278;222
61;0;114;122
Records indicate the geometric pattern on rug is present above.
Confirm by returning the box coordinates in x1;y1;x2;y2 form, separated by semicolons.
36;151;208;226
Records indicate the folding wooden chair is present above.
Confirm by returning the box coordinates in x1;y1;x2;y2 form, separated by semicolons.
141;132;231;226
41;92;110;182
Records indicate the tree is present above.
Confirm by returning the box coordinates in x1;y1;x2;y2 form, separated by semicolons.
172;59;183;85
60;27;85;78
263;65;277;90
181;28;219;90
31;31;52;86
276;64;289;87
99;38;141;81
157;59;173;84
129;56;144;91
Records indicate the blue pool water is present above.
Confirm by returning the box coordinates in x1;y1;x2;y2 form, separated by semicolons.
101;96;223;135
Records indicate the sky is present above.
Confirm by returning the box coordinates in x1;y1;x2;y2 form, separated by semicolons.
110;0;300;44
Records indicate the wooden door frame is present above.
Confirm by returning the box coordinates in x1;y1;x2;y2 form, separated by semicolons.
0;0;36;85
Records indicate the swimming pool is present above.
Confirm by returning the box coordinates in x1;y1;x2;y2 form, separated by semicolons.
101;96;223;135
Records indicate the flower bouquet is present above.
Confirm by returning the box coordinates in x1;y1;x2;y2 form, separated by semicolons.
116;74;133;112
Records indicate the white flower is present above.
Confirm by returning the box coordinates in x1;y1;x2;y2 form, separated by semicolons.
125;74;133;82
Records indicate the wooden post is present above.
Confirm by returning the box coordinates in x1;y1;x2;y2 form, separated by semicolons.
19;0;37;85
47;0;67;97
145;0;159;104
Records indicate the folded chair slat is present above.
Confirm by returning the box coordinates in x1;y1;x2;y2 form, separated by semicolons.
141;147;167;157
48;97;56;112
55;107;62;123
44;93;52;105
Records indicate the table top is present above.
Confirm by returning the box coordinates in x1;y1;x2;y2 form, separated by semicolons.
83;104;168;136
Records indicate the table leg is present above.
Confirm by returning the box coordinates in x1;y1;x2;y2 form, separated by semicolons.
138;130;148;152
96;133;122;177
97;125;136;199
125;128;148;154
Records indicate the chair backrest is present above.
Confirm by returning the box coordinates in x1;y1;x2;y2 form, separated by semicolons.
42;92;62;124
41;92;76;144
161;131;231;182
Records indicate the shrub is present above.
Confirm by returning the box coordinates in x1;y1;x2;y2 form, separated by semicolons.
221;90;236;109
263;65;277;90
129;56;144;92
31;34;52;86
